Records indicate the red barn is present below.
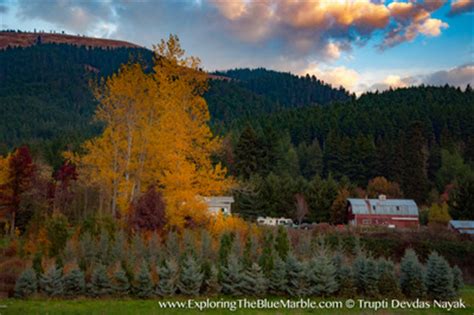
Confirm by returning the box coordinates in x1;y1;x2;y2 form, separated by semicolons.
347;196;419;228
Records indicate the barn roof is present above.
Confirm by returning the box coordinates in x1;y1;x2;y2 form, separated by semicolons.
347;198;419;216
449;220;474;234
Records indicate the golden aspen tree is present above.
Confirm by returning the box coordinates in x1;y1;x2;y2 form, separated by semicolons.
70;35;232;228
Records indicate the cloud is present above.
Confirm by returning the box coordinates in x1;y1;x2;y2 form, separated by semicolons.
303;64;360;90
208;0;449;57
13;0;451;63
380;0;448;49
366;64;474;92
16;0;116;37
448;0;474;16
0;4;8;14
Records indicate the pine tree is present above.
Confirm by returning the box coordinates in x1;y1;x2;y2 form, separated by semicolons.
40;265;63;297
110;229;126;263
234;126;266;179
89;264;112;297
402;122;429;204
285;253;309;297
307;254;338;296
14;268;37;298
112;265;130;297
220;254;244;296
269;255;287;295
80;232;97;268
449;173;474;220
32;252;43;276
62;268;85;297
218;232;234;267
134;262;154;298
425;252;454;300
274;226;289;260
97;229;110;265
205;264;221;295
297;139;323;180
165;231;180;259
156;258;179;296
147;232;162;264
131;233;146;264
400;249;426;298
377;258;401;298
63;239;76;264
178;255;204;296
183;229;196;257
365;258;379;298
352;254;368;296
242;263;267;296
452;265;463;294
200;229;212;261
337;265;357;297
259;233;274;276
242;234;258;269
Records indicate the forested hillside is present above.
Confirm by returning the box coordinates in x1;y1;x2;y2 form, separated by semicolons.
0;43;153;165
1;38;473;223
0;42;349;164
226;86;474;220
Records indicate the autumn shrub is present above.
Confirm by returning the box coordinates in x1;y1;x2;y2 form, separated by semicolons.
129;186;166;233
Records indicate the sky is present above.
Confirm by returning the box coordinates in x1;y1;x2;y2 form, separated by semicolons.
1;0;473;94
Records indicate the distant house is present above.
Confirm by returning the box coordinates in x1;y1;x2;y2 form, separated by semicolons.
257;217;294;227
203;196;234;216
449;220;474;235
347;195;419;228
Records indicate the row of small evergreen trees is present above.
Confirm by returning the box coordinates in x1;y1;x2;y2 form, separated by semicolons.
15;228;463;299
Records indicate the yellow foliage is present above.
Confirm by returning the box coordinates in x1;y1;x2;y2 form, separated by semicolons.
0;153;10;186
428;202;451;225
70;35;233;229
207;212;250;238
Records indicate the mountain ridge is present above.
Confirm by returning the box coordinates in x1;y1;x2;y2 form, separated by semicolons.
0;31;141;50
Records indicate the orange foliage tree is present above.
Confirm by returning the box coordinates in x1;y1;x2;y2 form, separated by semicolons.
68;35;232;229
366;176;402;199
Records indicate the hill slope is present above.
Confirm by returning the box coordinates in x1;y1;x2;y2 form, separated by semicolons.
0;41;349;165
0;31;141;49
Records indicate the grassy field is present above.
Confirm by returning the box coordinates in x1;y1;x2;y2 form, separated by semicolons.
1;287;473;315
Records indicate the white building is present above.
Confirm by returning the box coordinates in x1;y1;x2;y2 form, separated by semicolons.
257;216;294;227
203;196;234;215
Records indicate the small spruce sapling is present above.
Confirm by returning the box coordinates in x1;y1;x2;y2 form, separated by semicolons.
425;252;454;300
39;265;63;297
400;249;426;298
178;255;204;295
220;253;244;296
112;264;130;296
14;268;37;298
242;263;267;296
452;265;463;294
63;268;85;297
134;262;154;299
89;264;112;297
269;255;287;295
156;258;179;296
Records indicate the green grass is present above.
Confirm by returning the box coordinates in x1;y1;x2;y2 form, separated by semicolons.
1;287;473;315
